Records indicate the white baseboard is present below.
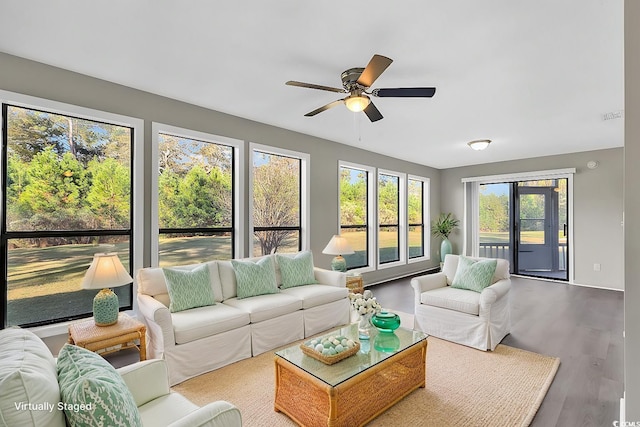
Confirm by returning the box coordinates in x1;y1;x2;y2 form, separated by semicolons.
511;274;624;292
364;267;440;288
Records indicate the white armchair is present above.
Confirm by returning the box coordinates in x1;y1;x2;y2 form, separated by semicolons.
0;327;242;427
118;359;242;427
411;254;511;351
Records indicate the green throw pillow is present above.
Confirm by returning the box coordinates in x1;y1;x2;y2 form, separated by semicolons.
163;264;215;313
450;256;498;293
277;252;318;289
232;257;278;299
57;344;142;427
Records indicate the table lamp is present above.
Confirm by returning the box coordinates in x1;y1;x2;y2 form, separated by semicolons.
322;235;355;272
81;253;133;327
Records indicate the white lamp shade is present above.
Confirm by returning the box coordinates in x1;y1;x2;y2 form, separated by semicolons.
81;253;133;290
344;95;371;112
322;235;355;256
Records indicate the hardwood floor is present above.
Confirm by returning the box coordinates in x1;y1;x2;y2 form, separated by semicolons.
369;275;624;427
108;274;624;426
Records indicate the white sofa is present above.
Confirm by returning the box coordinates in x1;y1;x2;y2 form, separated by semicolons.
411;254;511;351
137;252;350;385
0;327;241;427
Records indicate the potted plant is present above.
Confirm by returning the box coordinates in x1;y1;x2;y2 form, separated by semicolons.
431;213;460;263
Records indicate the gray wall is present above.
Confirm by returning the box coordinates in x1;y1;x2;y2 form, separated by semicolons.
625;0;639;419
0;52;441;288
440;148;624;290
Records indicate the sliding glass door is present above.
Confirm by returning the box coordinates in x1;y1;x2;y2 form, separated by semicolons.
479;178;569;281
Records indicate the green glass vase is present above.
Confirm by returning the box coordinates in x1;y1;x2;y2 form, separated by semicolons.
371;311;401;333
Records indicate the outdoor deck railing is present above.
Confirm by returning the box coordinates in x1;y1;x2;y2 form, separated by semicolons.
479;242;567;271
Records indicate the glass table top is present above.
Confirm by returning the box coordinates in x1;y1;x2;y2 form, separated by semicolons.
275;323;427;387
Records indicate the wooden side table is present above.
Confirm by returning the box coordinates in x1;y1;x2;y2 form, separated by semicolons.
68;313;146;361
346;275;364;295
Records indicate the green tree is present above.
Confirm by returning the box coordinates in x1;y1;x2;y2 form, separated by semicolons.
7;105;105;164
479;193;509;232
86;158;131;229
378;175;398;225
172;166;230;228
340;168;367;225
18;148;86;213
408;180;423;224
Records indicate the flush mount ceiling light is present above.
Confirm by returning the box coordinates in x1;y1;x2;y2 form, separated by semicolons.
467;139;492;151
344;93;371;112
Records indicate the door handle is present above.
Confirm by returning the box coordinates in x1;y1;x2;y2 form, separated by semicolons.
563;223;567;237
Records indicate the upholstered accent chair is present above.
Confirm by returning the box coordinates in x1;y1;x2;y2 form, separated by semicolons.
411;254;511;351
0;327;242;427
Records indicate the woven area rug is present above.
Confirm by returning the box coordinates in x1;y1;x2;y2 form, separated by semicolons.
173;319;559;427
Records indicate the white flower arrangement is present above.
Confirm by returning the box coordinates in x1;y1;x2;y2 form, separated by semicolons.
349;289;382;315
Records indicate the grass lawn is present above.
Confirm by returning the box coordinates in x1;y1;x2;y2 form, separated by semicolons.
8;231;426;301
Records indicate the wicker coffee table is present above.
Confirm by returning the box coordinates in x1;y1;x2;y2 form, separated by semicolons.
274;323;427;427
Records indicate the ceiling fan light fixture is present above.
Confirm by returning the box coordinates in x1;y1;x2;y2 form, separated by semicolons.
344;94;371;112
467;139;491;151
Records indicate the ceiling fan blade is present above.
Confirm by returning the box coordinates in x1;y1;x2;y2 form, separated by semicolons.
304;99;345;117
356;54;393;88
286;80;345;94
372;87;436;97
363;102;384;122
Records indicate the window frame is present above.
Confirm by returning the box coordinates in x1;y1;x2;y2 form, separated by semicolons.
249;143;309;256
377;169;406;269
151;123;244;266
0;90;143;330
407;174;430;264
338;161;376;273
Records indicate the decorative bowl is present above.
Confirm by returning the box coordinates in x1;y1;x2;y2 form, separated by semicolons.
371;311;401;332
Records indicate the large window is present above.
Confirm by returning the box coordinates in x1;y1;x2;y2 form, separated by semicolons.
154;125;240;267
408;176;429;260
250;144;308;256
339;164;373;270
378;170;405;266
339;163;427;271
1;98;141;328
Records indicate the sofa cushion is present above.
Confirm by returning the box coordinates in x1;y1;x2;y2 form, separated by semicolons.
232;257;279;299
451;256;498;293
57;344;143;427
164;264;216;312
420;287;481;316
171;304;251;344
277;251;318;289
0;328;66;427
223;293;302;323
280;284;349;309
137;261;224;303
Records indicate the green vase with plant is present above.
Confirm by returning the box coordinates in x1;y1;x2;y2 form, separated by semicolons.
431;213;460;263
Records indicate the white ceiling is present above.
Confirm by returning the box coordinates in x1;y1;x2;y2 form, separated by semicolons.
0;1;624;169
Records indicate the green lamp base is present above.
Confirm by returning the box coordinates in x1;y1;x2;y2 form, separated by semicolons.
331;255;347;272
93;288;119;327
